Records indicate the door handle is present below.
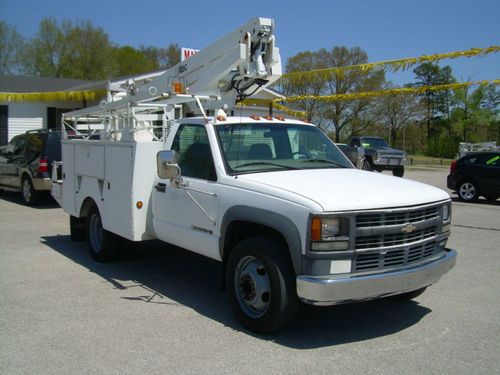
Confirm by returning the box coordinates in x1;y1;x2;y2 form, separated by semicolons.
155;182;166;192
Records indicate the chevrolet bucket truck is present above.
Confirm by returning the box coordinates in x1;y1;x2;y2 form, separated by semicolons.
51;18;456;333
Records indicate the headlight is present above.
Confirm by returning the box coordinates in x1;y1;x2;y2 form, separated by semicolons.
310;216;349;251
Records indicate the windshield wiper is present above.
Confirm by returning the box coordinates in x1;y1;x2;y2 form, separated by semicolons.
234;161;299;170
301;159;347;168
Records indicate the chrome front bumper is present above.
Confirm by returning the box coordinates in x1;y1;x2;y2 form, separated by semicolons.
297;249;456;305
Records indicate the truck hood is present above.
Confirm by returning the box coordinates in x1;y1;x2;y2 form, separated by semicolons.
237;168;449;212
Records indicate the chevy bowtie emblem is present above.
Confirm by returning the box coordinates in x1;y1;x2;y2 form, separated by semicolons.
401;224;417;234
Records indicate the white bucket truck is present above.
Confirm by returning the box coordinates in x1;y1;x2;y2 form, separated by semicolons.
52;18;456;333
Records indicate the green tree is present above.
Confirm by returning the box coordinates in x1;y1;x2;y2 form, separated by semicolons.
282;51;327;123
28;18;72;77
282;46;385;139
140;43;181;70
63;20;115;80
452;84;500;143
113;46;158;77
410;63;455;142
320;47;385;142
0;21;25;75
375;83;423;149
26;18;115;80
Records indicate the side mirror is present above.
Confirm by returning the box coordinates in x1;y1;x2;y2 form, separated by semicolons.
157;150;181;181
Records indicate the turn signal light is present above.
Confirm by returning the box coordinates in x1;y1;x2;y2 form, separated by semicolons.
172;82;184;94
311;217;322;241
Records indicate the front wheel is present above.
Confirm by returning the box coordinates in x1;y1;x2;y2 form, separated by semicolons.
360;159;373;171
86;206;120;262
226;237;298;333
392;166;404;177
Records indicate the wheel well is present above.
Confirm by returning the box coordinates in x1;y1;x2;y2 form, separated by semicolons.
457;177;477;190
21;172;31;182
221;221;291;289
79;197;98;218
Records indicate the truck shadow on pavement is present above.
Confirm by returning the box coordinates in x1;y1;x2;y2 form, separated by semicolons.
41;234;432;349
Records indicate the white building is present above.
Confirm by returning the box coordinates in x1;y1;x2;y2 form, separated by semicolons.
0;76;105;144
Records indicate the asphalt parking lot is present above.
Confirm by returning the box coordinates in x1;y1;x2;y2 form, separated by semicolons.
1;167;499;375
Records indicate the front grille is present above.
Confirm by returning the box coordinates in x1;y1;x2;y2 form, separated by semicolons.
355;226;437;249
350;203;445;273
357;206;439;228
354;241;441;272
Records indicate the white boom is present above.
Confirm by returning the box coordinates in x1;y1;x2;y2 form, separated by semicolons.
63;17;281;137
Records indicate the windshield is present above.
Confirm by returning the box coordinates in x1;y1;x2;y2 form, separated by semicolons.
215;123;352;175
360;137;389;148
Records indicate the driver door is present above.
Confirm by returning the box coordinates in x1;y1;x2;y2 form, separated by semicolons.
153;124;221;260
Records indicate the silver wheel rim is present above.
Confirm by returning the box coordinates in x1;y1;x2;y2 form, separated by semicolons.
459;182;476;200
234;256;271;318
362;161;370;170
89;214;103;253
22;179;31;202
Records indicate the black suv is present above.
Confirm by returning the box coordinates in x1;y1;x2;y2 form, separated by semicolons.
0;129;61;205
447;151;500;202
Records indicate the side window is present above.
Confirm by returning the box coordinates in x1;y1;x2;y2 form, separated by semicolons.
463;156;478;165
12;136;26;157
25;134;44;160
171;124;216;181
351;138;360;147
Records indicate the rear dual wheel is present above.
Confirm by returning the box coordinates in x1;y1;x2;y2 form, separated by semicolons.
86;207;120;262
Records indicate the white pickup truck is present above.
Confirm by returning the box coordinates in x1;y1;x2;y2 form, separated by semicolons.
51;17;456;333
52;114;456;333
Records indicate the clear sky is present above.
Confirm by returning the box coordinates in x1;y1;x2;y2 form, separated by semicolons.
1;0;499;85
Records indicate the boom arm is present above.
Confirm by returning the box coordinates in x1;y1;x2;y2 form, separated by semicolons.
62;18;281;140
108;17;281;109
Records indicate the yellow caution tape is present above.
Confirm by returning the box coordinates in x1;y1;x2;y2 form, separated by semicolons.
283;46;500;83
278;79;500;103
0;89;108;103
238;98;307;118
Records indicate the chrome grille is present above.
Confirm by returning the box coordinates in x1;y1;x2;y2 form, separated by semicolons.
355;227;437;249
351;203;445;273
354;242;441;272
356;206;439;228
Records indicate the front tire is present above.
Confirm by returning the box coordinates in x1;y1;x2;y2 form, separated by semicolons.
86;207;120;262
360;158;373;171
226;237;299;333
392;166;404;177
458;180;479;202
